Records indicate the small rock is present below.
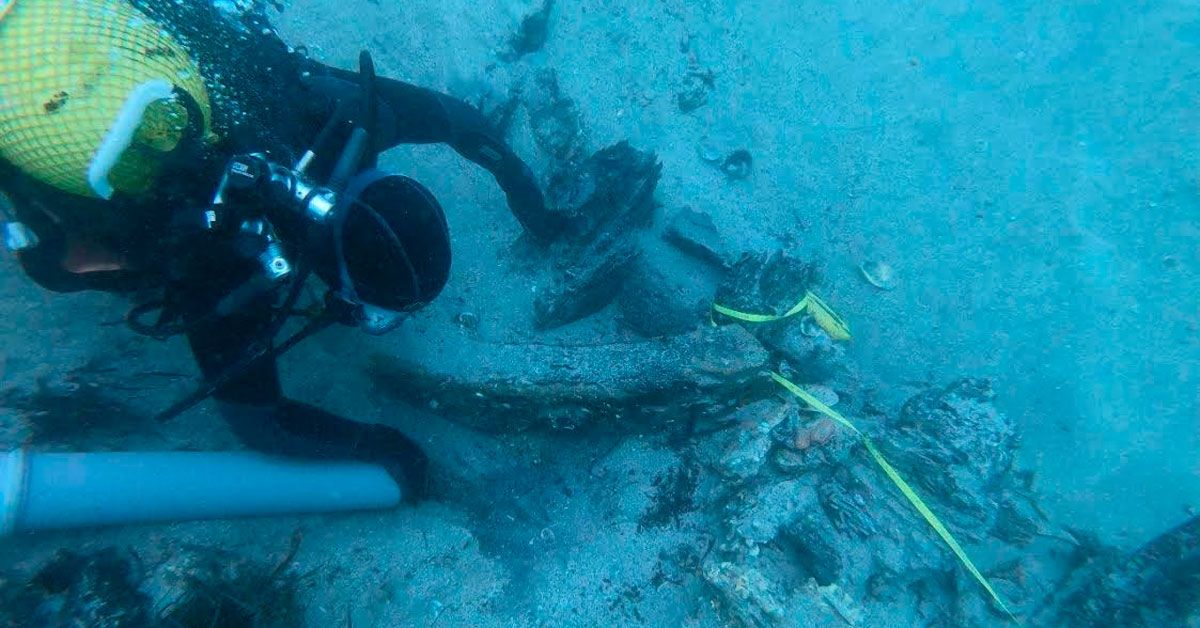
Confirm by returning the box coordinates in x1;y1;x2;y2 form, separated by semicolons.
617;256;712;337
454;312;479;332
676;67;715;113
697;401;788;477
709;399;789;430
769;414;853;474
662;207;732;268
780;515;847;587
772;448;805;474
721;149;753;180
702;562;790;626
769;328;843;382
714;251;843;379
504;0;555;60
800;384;839;409
798;316;825;338
814;582;865;625
817;477;881;539
696;140;723;164
730;477;820;544
718;427;773;481
790;416;839;450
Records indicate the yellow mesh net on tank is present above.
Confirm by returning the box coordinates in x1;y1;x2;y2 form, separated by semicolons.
0;0;212;198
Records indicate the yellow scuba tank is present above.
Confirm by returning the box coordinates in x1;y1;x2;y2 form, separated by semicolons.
0;0;213;199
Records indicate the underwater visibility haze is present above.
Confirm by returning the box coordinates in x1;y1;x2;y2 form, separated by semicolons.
0;0;1197;625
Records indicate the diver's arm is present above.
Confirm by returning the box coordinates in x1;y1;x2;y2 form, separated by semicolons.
299;62;566;243
184;304;426;497
13;222;87;293
7;200;145;293
214;397;429;499
374;76;566;244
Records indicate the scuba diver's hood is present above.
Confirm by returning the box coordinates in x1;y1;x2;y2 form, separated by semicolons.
0;0;212;199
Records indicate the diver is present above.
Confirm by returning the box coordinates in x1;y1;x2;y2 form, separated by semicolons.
0;0;561;497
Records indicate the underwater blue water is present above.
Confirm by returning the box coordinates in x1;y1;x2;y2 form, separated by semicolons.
0;0;1197;625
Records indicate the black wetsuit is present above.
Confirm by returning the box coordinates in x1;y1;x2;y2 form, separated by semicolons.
0;2;557;495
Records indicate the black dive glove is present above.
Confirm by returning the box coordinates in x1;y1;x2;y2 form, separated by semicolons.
452;127;560;242
272;400;430;501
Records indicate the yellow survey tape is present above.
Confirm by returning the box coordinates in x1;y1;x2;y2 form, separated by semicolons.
801;292;852;341
713;291;851;340
771;372;1017;622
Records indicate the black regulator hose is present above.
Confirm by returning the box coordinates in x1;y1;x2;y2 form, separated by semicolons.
328;51;379;192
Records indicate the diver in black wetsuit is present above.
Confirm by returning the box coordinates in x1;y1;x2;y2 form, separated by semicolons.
0;1;560;496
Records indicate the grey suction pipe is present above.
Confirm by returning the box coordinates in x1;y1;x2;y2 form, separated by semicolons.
0;449;402;535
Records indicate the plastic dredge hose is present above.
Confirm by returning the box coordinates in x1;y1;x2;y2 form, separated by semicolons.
0;449;402;534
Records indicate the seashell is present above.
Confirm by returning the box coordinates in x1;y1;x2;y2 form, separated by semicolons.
800;385;839;409
773;448;806;474
799;316;824;338
454;312;480;331
721;149;753;180
859;260;897;291
696;140;723;164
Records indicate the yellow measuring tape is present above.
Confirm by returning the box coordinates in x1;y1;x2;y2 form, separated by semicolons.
712;291;852;340
713;295;1016;622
